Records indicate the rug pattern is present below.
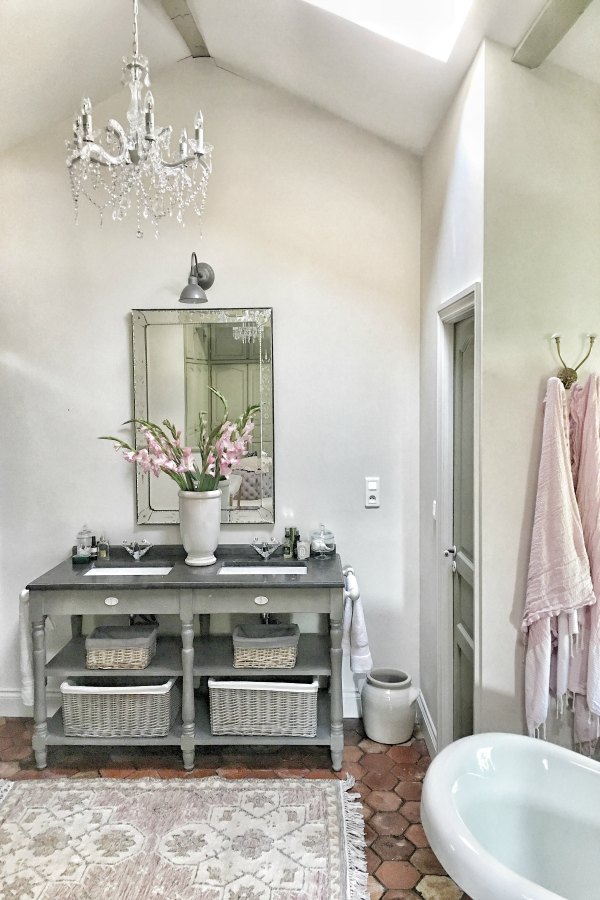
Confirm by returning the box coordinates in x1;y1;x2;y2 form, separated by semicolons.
0;777;366;900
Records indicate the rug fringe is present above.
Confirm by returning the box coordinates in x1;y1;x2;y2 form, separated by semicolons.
340;775;369;900
0;780;14;807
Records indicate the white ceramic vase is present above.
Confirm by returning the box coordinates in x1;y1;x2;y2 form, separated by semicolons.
361;668;419;744
178;489;221;567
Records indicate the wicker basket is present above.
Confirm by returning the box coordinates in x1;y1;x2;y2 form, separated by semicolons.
60;676;180;737
232;623;300;669
208;676;318;737
85;624;157;670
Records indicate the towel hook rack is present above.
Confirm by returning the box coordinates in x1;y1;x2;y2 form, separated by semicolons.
552;333;596;389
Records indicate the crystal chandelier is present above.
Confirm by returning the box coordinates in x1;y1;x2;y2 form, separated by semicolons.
66;0;212;238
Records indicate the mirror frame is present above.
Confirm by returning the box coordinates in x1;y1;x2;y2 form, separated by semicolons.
132;308;275;525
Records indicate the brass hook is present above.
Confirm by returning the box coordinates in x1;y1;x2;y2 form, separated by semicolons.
552;333;597;389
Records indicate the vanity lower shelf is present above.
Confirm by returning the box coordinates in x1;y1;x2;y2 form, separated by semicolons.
45;692;331;749
193;692;332;746
46;708;184;746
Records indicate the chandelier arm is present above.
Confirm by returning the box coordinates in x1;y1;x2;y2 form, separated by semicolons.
160;154;210;168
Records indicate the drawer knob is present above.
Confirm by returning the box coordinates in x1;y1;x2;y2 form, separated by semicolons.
104;596;119;607
254;595;269;606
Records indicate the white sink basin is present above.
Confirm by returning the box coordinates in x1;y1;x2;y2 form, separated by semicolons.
83;567;172;576
218;565;307;575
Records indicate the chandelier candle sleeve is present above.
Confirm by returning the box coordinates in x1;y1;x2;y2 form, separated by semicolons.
66;0;212;237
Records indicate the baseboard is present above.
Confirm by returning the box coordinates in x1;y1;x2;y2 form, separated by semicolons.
416;691;437;757
0;690;60;718
343;688;361;719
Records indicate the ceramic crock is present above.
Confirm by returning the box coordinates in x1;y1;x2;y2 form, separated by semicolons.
361;668;419;744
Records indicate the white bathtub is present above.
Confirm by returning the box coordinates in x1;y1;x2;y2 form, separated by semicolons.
421;732;600;900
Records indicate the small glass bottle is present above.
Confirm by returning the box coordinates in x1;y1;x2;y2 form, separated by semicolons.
89;536;98;560
98;535;110;560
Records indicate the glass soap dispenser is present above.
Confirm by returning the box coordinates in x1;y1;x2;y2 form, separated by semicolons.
310;524;336;558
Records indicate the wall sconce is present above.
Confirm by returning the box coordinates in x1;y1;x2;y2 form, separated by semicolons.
179;253;215;303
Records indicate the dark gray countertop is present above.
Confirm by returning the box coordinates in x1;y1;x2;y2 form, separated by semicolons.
26;544;344;591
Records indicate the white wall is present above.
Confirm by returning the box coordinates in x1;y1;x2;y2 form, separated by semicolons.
0;58;421;714
480;42;600;734
419;48;485;740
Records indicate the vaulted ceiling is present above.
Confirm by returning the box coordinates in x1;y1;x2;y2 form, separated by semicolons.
2;0;599;157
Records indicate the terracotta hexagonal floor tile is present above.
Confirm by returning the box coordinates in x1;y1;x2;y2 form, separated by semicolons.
401;800;421;823
391;763;426;781
363;770;399;792
411;848;446;876
353;782;373;802
343;745;365;763
366;790;402;812
362;802;375;822
395;781;423;801
358;738;391;754
371;834;415;861
381;891;421;899
361;753;396;773
405;824;429;848
366;847;382;874
375;861;420;890
416;875;464;899
369;810;409;836
387;745;421;765
343;761;367;780
411;739;428;758
364;822;378;847
367;874;385;899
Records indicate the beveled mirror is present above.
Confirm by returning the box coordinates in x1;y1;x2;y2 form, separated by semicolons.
132;308;274;524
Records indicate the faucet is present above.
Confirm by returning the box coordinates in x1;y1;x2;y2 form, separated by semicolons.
122;540;153;561
251;537;280;560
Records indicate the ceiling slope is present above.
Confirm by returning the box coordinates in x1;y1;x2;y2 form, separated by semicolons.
188;0;548;153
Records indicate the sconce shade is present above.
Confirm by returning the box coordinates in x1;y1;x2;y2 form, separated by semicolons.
179;254;215;304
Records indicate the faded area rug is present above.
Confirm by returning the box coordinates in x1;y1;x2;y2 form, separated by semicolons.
0;776;367;900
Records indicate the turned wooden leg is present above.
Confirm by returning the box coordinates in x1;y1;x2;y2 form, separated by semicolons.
31;618;48;770
180;601;195;771
329;590;344;771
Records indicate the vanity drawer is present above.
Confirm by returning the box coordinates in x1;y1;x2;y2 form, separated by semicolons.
192;587;339;616
29;590;181;618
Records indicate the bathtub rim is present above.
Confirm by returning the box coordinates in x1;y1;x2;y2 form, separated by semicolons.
421;731;598;900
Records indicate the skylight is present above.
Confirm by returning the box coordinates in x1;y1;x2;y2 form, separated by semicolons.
301;0;475;62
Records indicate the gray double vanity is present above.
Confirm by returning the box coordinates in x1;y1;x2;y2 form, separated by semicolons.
27;546;345;771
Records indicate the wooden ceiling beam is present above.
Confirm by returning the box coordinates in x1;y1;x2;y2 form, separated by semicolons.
160;0;210;58
512;0;594;68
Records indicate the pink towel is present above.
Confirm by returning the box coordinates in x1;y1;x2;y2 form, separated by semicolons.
523;377;595;735
571;376;600;717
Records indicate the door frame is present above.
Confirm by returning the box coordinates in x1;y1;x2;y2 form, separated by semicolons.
436;283;482;752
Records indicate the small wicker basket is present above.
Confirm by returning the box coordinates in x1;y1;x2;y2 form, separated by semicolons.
232;623;300;669
85;624;157;670
60;676;179;737
208;676;318;737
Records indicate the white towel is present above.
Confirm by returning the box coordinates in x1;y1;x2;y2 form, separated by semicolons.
342;570;373;674
523;377;595;736
19;590;34;707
